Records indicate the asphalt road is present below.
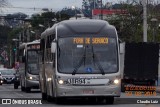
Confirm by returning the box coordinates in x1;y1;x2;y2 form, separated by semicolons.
0;84;160;107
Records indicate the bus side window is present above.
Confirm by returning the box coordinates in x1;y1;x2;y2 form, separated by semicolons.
52;53;55;67
19;49;24;63
40;39;45;63
51;34;55;67
22;56;25;63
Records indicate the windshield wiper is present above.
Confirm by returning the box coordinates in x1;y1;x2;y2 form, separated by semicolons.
72;46;86;75
92;46;105;75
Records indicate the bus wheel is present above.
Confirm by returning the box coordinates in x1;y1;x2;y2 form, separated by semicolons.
105;97;114;104
25;87;31;93
14;84;18;89
21;86;25;91
47;95;53;102
96;97;105;104
55;97;63;104
42;93;47;100
88;97;97;104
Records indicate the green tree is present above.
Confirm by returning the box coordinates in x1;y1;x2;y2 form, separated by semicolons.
31;12;56;29
107;1;143;42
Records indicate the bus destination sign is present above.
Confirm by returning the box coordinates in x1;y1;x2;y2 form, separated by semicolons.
27;44;40;50
73;37;108;44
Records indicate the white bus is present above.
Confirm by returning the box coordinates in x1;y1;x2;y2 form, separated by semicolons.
19;40;40;92
39;19;121;104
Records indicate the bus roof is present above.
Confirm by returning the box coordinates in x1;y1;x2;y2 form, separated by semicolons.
19;40;40;49
41;19;117;39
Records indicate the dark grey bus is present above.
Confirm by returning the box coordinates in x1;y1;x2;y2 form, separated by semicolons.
39;19;121;104
19;40;40;92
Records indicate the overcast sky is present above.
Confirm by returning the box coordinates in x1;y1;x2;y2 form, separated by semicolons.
3;0;82;15
2;0;118;16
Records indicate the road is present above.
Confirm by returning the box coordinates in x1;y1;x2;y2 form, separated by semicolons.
0;84;160;107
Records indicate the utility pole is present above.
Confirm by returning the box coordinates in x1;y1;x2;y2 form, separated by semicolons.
142;0;147;42
101;0;103;20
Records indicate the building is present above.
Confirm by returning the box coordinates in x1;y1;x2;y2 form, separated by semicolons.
92;9;127;20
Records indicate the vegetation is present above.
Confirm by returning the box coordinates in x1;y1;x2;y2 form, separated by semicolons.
107;0;160;42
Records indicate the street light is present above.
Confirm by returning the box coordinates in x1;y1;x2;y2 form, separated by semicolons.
151;18;158;42
52;18;57;23
30;31;35;34
30;30;36;41
71;6;77;19
39;24;45;28
12;39;19;42
39;24;46;34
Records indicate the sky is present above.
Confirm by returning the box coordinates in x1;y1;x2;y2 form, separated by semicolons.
1;0;82;15
1;0;118;16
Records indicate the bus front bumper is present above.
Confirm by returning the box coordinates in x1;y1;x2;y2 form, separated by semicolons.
26;80;39;89
56;85;121;97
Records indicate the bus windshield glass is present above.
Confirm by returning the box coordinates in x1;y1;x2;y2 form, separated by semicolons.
58;36;118;74
27;50;40;75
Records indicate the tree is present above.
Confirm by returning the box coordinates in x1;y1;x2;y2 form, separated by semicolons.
106;1;144;42
108;0;160;42
31;12;56;29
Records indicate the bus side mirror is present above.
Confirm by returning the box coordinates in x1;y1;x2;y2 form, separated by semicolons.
51;42;56;53
22;56;26;63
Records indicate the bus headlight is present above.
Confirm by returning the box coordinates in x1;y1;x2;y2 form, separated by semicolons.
58;80;64;85
108;79;120;85
28;76;37;81
29;76;33;80
47;78;52;82
0;80;3;83
113;79;119;84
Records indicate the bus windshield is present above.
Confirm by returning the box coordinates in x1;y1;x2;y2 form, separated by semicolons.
58;36;118;74
27;50;40;75
0;69;16;75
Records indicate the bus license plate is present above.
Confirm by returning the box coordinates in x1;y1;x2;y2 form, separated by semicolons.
83;90;94;94
68;78;86;84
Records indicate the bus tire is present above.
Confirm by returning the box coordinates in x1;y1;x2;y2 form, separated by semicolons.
21;86;25;91
96;97;105;104
25;87;31;93
55;97;63;104
47;95;53;102
42;93;47;100
14;84;18;89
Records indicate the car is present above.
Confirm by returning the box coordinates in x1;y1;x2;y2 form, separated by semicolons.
0;68;16;84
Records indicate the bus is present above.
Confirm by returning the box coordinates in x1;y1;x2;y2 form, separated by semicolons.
39;19;121;104
18;40;40;92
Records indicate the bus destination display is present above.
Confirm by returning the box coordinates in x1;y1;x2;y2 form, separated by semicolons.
73;37;108;44
27;44;40;50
